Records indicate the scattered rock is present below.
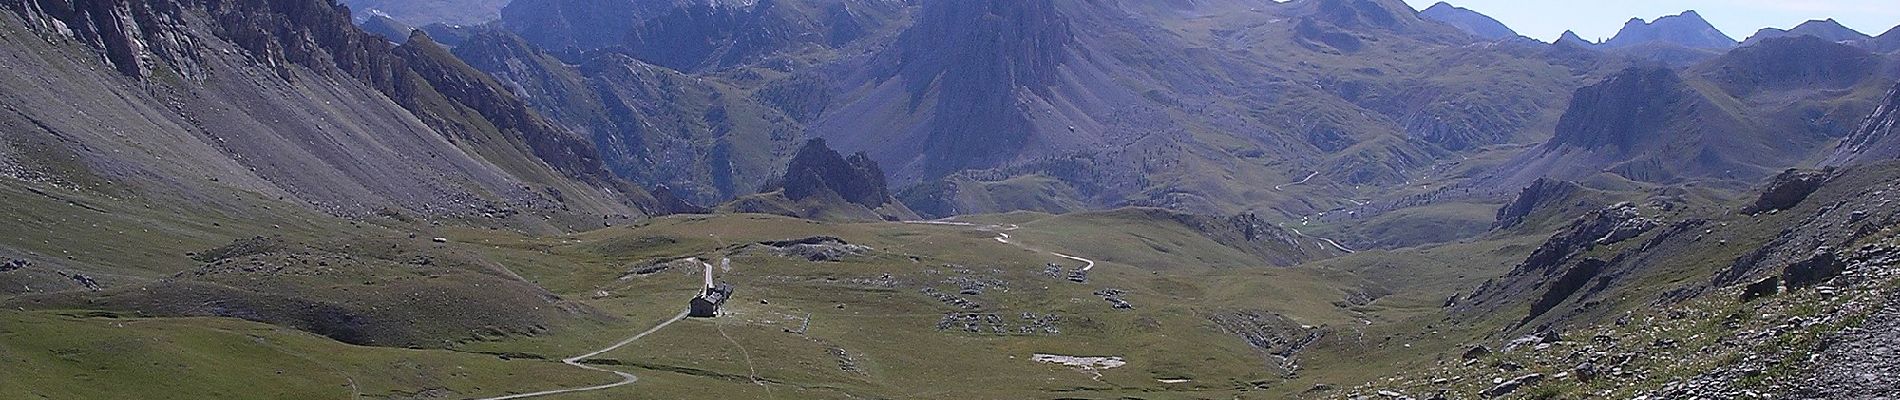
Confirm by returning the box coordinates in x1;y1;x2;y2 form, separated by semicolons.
1783;251;1846;289
1461;345;1492;360
757;237;871;262
1742;275;1781;302
1480;373;1543;397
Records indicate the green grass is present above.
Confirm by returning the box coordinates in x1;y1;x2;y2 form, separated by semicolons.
0;310;602;400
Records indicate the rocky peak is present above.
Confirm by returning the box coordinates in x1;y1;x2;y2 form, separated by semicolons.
1417;1;1516;41
1603;10;1737;50
1555;30;1596;48
1743;18;1870;46
780;138;892;208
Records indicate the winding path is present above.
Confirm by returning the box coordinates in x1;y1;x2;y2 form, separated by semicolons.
1274;171;1320;191
905;220;1095;271
470;262;711;400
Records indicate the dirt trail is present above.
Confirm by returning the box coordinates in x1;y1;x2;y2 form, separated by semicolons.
470;263;710;400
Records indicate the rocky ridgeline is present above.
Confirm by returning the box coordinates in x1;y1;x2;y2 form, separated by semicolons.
1462;202;1666;324
1210;311;1325;377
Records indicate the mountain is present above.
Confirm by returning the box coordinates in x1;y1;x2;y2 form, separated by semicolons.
1494;67;1758;184
1602;10;1737;50
1418;1;1517;41
339;0;508;26
1743;19;1871;46
1495;36;1891;187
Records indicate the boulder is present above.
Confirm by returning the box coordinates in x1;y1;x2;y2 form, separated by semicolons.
1481;373;1544;397
1744;169;1833;214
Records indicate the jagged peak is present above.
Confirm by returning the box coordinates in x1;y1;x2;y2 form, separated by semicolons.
1604;9;1736;49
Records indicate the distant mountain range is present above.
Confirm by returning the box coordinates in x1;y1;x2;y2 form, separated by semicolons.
6;0;1895;225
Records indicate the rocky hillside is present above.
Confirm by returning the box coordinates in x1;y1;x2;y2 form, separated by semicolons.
1417;1;1516;41
0;0;655;229
1875;26;1900;53
1824;82;1900;166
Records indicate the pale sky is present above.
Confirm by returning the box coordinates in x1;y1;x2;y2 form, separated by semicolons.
1401;0;1900;43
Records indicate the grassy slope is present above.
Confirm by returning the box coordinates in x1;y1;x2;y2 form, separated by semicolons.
0;310;600;400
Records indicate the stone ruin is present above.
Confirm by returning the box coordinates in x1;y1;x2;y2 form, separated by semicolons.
1095;288;1132;309
936;312;1062;335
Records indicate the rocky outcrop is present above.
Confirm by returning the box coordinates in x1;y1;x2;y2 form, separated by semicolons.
718;138;914;221
780;138;892;209
1516;203;1658;274
1744;168;1835;214
1495;178;1582;230
756;236;871;262
1418;1;1516;41
1602;11;1736;50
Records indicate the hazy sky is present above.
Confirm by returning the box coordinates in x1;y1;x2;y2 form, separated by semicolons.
1401;0;1900;43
